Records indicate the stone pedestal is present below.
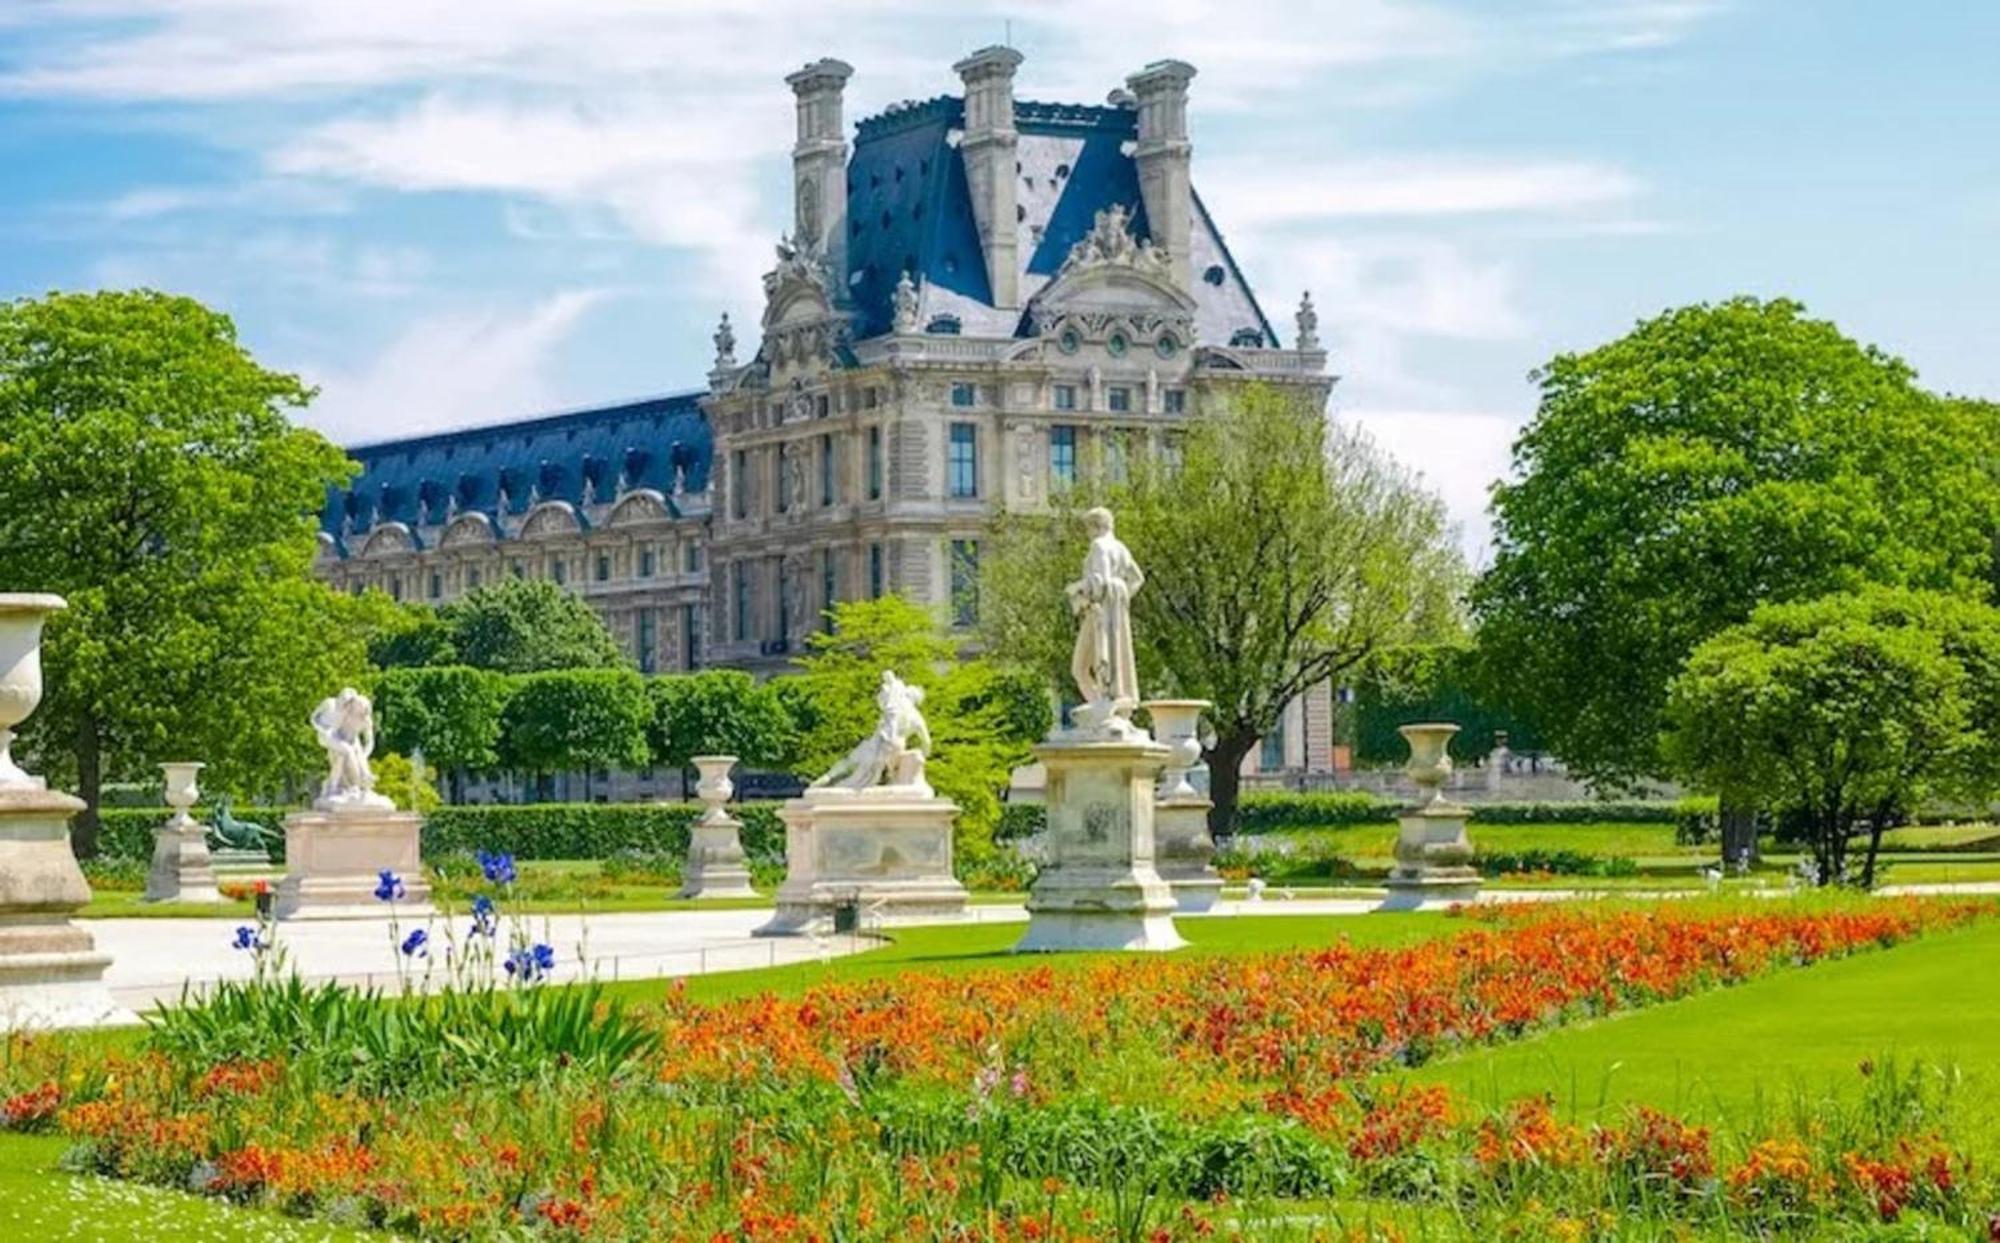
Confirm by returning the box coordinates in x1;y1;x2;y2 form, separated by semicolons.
1016;734;1185;952
1378;723;1481;911
1156;796;1223;912
0;787;133;1030
758;788;969;935
210;848;276;879
145;822;222;904
679;755;758;899
275;808;432;920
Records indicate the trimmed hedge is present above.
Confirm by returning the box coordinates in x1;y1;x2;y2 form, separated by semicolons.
1463;800;1685;825
96;806;291;862
1237;793;1397;832
420;802;784;862
991;794;1695;840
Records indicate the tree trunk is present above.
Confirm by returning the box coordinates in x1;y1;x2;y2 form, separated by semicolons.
1205;729;1257;844
72;714;102;860
1719;797;1758;867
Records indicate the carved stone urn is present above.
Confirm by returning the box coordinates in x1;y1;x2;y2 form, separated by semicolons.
1144;700;1208;801
0;594;131;1028
681;755;756;899
1140;700;1222;913
146;762;221;904
0;594;65;789
1379;722;1481;911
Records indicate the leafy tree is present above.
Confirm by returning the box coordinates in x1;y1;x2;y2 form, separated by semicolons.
787;597;1044;863
646;670;796;797
0;290;371;853
370;751;443;815
499;669;651;797
1474;298;2000;800
1663;589;2000;886
982;384;1463;835
1349;642;1542;765
369;605;458;669
373;666;512;801
438;578;625;673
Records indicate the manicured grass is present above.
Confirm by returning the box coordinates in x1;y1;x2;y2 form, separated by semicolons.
1268;821;1696;859
0;1131;373;1241
1411;915;2000;1153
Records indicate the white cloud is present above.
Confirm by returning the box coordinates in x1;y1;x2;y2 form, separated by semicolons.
1206;155;1642;225
1338;407;1523;564
301;289;609;443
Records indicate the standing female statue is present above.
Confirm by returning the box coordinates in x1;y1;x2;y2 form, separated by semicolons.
1066;507;1145;734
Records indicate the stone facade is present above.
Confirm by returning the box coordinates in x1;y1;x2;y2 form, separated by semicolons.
315;49;1339;791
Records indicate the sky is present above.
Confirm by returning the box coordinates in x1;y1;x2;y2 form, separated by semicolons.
2;1;1996;562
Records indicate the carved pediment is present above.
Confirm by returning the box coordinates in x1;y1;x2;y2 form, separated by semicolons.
315;531;343;562
1028;207;1198;351
607;489;671;527
520;501;583;539
359;522;417;558
440;512;498;548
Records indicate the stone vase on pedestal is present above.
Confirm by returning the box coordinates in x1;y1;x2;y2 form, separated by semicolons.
1015;730;1185;952
0;594;133;1030
758;786;968;935
145;762;223;904
1144;700;1222;912
1379;723;1481;911
679;755;758;899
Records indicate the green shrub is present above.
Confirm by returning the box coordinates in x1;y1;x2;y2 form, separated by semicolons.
1212;841;1363;885
1465;800;1684;824
80;856;147;890
1234;792;1398;833
94;805;291;862
420;802;784;862
1474;848;1641;878
1674;794;1721;845
996;802;1045;841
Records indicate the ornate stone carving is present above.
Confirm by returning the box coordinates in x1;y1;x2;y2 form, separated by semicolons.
1296;290;1319;351
1065;508;1147;738
311;688;393;813
1056;204;1172;281
810;671;932;794
892;270;920;333
713;312;736;369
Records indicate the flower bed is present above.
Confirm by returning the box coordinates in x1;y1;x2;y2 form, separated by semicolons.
1;899;1992;1239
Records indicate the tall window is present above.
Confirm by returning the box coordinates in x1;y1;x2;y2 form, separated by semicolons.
867;426;883;500
595;553;611;582
1261;712;1287;771
467;567;481;590
869;543;884;598
428;572;442;599
681;603;702;670
949;539;980;627
776;445;792;512
775;557;791;640
820;547;837;628
948;422;978;499
551;559;567;586
1106;386;1132;413
1163;388;1187;415
636;609;657;674
731;450;748;518
950;381;976;408
1053;383;1077;412
639;547;656;578
819;433;835;506
1049;425;1077;489
733;564;750;641
1105;431;1130;485
684;541;700;572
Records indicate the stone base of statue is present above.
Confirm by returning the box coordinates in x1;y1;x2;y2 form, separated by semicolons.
1155;795;1224;913
1378;801;1482;911
210;848;276;879
144;819;223;904
758;786;969;935
1016;732;1185;953
275;806;432;920
679;820;758;900
0;787;134;1030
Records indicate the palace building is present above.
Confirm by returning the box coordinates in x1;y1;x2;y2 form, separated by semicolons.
316;48;1339;794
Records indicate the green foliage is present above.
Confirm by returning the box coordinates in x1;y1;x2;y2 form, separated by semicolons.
419;801;784;862
1234;792;1399;832
1461;800;1687;825
1349;643;1541;763
369;752;441;815
788;597;1042;863
367;605;459;670
1474;849;1640;878
499;668;651;777
647;669;796;770
406;577;627;673
1474;297;2000;788
95;806;291;860
981;384;1464;835
372;665;510;775
1664;587;2000;884
0;290;383;851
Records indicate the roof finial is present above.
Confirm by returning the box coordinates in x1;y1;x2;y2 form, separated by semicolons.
712;311;737;370
1295;290;1320;352
893;269;921;334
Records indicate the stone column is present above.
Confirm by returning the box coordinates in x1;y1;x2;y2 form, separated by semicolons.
1015;733;1185;952
1144;700;1222;912
144;762;222;904
1379;723;1481;911
0;594;132;1030
679;755;758;899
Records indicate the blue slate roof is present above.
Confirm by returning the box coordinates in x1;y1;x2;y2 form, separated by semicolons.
322;391;710;539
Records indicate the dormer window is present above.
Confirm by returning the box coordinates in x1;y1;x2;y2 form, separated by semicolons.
1204;265;1227;286
1229;328;1264;348
926;314;962;336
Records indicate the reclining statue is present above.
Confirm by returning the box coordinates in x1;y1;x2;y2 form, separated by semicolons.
208;796;276;853
810;670;932;795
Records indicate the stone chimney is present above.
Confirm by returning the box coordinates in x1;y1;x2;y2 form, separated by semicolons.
953;45;1025;312
1126;59;1197;291
784;58;854;297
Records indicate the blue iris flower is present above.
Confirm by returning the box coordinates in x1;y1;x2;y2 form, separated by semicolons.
532;942;556;972
373;869;405;902
504;942;557;982
476;850;518;886
400;928;429;958
469;894;498;938
230;925;259;951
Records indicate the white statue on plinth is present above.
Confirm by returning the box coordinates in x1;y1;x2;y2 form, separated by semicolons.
810;670;932;795
1066;507;1145;736
311;687;393;812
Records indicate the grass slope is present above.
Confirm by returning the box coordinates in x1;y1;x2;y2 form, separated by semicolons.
1413;917;2000;1153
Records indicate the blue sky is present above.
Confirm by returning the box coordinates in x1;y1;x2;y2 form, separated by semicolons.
2;1;1995;559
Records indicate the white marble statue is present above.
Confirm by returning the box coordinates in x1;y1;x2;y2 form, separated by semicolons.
1066;507;1145;734
311;687;392;812
810;670;932;794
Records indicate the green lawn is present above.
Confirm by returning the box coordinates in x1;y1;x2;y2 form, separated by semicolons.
1411;916;2000;1153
